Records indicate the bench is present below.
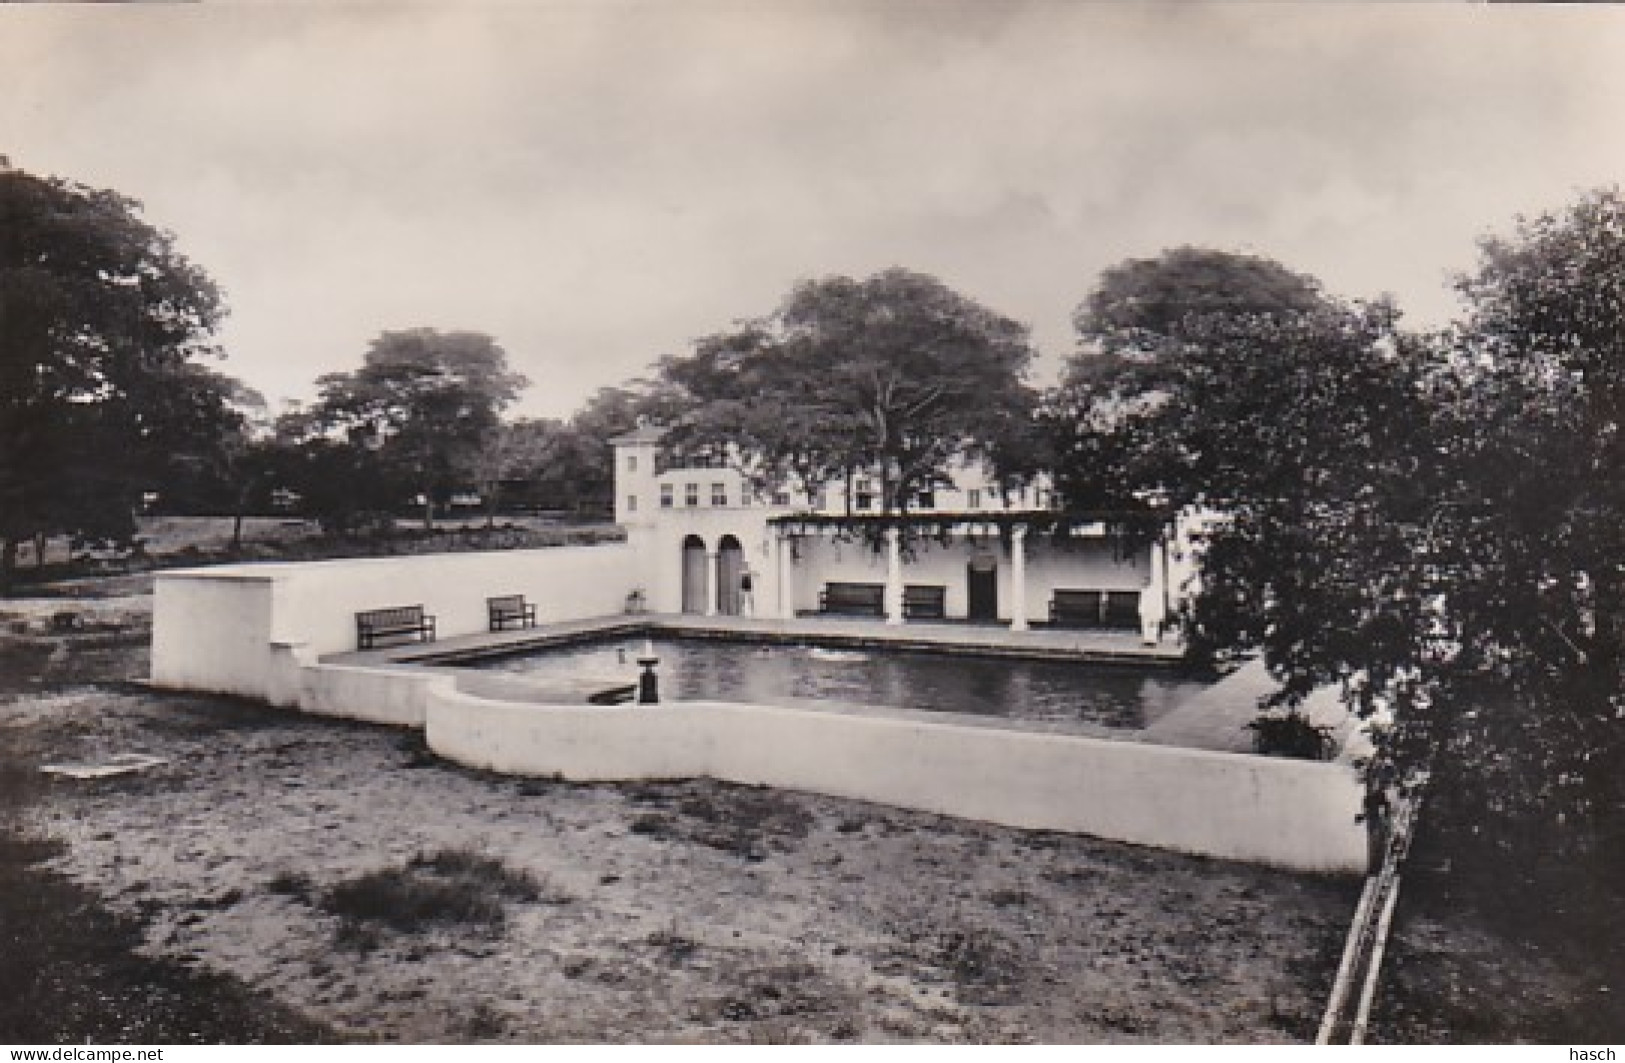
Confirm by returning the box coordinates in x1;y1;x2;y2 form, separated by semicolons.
819;582;885;617
356;605;436;650
1048;589;1142;630
487;594;538;632
902;584;946;620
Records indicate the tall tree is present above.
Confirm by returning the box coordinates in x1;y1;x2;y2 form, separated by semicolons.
0;160;229;593
1065;246;1326;396
663;268;1038;513
302;329;527;530
1051;192;1625;935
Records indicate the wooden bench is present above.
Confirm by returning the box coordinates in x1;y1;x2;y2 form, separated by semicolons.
487;594;538;632
1048;589;1142;630
819;582;885;617
356;605;436;650
902;584;947;620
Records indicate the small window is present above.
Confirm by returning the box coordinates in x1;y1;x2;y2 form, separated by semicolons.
772;490;791;507
711;482;727;507
967;488;982;510
660;484;673;508
917;490;936;510
684;483;699;507
626;495;638;513
855;490;874;511
626;454;638;472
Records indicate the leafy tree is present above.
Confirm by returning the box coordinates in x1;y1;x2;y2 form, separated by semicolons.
1052;193;1625;941
301;329;527;530
0;160;229;593
1065;246;1326;396
662;268;1039;513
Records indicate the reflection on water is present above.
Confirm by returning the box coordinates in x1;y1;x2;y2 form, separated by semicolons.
475;637;1209;730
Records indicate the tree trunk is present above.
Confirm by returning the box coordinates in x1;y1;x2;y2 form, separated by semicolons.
231;510;245;553
421;492;434;533
34;531;47;570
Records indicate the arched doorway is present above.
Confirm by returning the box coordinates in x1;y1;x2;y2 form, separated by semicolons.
681;535;708;614
717;535;745;616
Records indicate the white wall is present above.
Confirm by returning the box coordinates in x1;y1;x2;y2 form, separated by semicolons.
151;571;277;700
150;544;649;700
427;688;1368;874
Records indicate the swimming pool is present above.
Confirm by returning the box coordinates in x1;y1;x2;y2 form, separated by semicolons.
469;636;1210;731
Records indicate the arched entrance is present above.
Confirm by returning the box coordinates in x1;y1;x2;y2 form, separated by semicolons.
716;535;745;616
681;535;708;614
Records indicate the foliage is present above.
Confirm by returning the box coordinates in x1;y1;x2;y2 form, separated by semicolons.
1050;191;1625;882
0;161;232;592
1065;246;1325;394
660;268;1040;513
1246;712;1334;760
293;328;527;530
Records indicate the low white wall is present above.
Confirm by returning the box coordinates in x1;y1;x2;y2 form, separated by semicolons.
150;544;646;700
267;544;644;656
151;570;278;699
427;687;1367;874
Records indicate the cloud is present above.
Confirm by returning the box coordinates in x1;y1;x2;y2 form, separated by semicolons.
3;1;1622;415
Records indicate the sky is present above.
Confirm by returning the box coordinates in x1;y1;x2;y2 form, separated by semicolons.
3;1;1623;420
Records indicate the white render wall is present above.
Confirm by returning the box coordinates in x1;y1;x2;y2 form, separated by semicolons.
150;544;649;699
427;688;1367;874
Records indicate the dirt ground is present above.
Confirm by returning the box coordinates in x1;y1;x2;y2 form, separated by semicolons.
1;607;1362;1043
5;560;1612;1043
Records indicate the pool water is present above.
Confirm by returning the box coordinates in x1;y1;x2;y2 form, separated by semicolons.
472;637;1209;731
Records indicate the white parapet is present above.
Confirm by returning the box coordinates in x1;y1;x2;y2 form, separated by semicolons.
426;685;1368;874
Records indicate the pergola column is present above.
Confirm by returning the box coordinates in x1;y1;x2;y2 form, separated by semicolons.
705;550;719;617
884;526;904;626
1010;524;1029;632
776;531;796;621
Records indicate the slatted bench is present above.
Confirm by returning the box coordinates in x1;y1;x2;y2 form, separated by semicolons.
819;582;886;617
355;605;436;650
902;584;947;620
487;594;538;632
1048;589;1142;630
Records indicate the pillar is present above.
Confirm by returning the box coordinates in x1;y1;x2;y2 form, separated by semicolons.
705;550;718;617
884;526;904;626
777;531;797;621
1010;524;1029;632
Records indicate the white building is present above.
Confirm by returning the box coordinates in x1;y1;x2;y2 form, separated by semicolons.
611;425;1195;642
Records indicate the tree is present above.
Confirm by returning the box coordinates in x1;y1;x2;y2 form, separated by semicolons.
1064;246;1326;395
0;160;229;593
1051;192;1625;941
301;329;527;530
662;268;1039;514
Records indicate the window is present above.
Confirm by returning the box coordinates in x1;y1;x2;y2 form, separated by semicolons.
854;489;874;511
711;482;727;507
626;495;637;513
626;454;638;472
967;488;982;510
772;490;791;507
916;490;936;510
660;484;673;508
684;483;699;507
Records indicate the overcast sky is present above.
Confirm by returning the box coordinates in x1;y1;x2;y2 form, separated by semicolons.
3;1;1622;419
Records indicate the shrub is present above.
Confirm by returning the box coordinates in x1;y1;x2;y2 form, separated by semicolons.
1246;711;1334;760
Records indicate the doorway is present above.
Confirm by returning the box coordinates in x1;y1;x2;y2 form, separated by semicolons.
717;535;744;616
681;535;707;613
967;554;998;622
